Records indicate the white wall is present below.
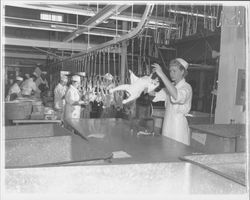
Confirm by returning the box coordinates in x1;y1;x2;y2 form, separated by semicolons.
215;6;246;124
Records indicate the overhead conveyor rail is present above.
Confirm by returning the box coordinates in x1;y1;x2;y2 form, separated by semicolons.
63;4;131;42
53;3;155;64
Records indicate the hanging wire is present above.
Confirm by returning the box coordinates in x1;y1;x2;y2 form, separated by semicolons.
143;28;148;61
113;46;116;77
99;51;101;76
81;57;84;72
174;5;177;23
94;52;97;76
108;47;110;73
139;36;143;75
163;2;166;18
118;44;121;78
102;49;105;75
86;55;89;76
90;53;93;76
131;38;134;72
204;5;207;29
195;8;198;34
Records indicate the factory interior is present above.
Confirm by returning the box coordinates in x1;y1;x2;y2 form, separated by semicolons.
1;1;249;199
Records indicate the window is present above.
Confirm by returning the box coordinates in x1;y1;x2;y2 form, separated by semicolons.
40;12;63;22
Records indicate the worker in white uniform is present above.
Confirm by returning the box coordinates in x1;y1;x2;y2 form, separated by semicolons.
152;58;192;145
6;76;23;101
64;75;85;120
54;75;68;119
21;73;37;96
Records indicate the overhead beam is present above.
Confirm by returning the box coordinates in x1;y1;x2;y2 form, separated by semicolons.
4;38;121;54
63;4;131;42
59;3;154;62
4;52;47;59
4;37;96;51
5;15;129;37
4;3;175;25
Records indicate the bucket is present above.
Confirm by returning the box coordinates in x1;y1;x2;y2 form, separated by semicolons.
5;101;32;120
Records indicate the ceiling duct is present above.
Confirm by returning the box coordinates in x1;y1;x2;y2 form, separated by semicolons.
63;4;131;42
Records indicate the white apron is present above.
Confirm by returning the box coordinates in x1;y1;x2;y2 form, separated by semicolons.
154;79;192;145
64;85;81;119
162;95;190;145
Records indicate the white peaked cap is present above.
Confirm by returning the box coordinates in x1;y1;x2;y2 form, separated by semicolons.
104;73;113;80
61;75;68;82
71;75;81;82
16;76;23;81
175;58;189;69
78;72;86;76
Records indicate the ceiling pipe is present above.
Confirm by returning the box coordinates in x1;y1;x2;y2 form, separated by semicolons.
63;4;131;42
53;3;154;63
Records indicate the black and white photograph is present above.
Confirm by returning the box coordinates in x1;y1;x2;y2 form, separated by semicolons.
0;1;249;200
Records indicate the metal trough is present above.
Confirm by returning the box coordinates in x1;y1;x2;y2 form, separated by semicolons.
5;124;112;168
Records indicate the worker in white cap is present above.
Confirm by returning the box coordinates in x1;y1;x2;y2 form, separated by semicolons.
64;75;86;120
20;73;37;96
6;76;23;101
54;75;68;119
151;58;192;145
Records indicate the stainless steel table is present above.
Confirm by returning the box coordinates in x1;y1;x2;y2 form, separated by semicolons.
190;124;246;153
66;118;198;164
5;162;247;196
180;153;247;186
5;119;247;198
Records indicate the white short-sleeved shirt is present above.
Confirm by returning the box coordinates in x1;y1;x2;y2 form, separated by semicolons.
64;85;81;119
21;78;37;96
54;83;68;110
8;83;21;95
153;79;192;145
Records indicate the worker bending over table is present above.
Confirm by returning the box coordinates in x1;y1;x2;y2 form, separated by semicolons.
152;58;192;145
20;73;38;97
6;76;23;101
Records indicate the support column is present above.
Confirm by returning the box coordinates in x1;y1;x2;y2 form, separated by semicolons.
214;6;246;124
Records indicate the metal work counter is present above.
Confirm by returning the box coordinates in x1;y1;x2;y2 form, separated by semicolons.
66;118;197;164
190;124;245;138
5;162;247;197
5;119;247;198
180;153;247;186
190;124;246;153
